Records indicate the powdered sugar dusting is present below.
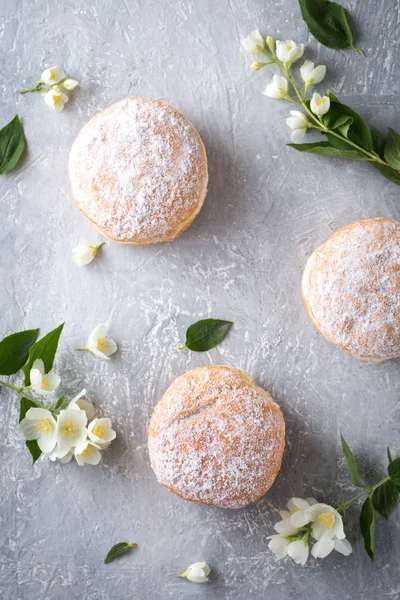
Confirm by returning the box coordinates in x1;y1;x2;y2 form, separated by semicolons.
69;98;208;244
305;218;400;360
148;366;285;509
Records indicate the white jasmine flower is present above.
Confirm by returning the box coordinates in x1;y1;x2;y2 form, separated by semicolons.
276;40;304;65
305;503;345;541
286;111;310;143
287;539;309;565
177;562;211;583
41;66;65;85
44;89;69;112
88;418;116;446
263;74;289;99
68;389;95;420
268;534;290;560
47;445;73;463
30;359;61;396
72;243;104;266
18;407;57;453
300;60;326;86
333;537;353;556
310;92;330;116
273;517;300;536
56;408;87;454
77;323;117;359
242;30;265;54
74;440;102;466
62;78;79;91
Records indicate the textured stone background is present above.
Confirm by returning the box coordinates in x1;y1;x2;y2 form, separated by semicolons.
1;0;400;598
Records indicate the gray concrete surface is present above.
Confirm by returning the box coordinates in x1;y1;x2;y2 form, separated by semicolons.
1;0;400;598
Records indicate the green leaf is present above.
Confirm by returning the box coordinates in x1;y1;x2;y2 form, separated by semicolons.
360;496;375;561
104;542;137;564
54;396;65;410
372;129;386;159
340;433;364;487
322;110;353;136
179;319;233;352
371;481;399;520
0;329;39;375
23;323;64;385
325;97;373;151
388;457;400;489
374;163;400;186
387;447;393;465
19;396;41;463
298;0;355;50
0;115;26;174
288;141;368;160
384;128;400;169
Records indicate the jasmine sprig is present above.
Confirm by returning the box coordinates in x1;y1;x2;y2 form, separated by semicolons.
0;324;116;464
337;433;400;561
242;32;400;187
20;66;79;112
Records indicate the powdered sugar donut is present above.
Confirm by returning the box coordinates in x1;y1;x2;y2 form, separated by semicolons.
69;98;208;245
148;366;285;509
302;217;400;361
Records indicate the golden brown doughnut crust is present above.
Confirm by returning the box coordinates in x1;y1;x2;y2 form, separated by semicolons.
302;218;400;361
69;98;208;245
148;366;285;509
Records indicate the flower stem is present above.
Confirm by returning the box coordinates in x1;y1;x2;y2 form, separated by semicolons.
336;476;391;512
19;82;43;94
0;379;51;411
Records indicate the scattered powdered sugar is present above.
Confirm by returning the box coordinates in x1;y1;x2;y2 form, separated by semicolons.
69;98;208;243
148;366;285;509
305;218;400;360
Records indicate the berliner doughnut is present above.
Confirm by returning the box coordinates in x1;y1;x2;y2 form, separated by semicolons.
69;98;208;245
302;217;400;361
148;366;285;509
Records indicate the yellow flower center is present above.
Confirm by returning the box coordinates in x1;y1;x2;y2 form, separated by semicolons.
35;419;53;435
295;507;300;512
61;420;78;438
42;378;49;389
53;95;62;104
82;445;93;457
93;425;105;437
316;98;325;106
49;71;56;80
319;513;335;529
286;44;292;51
97;337;107;350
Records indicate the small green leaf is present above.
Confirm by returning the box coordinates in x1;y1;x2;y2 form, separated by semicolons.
322;110;353;136
384;128;400;169
178;319;233;352
388;457;400;489
288;141;367;160
372;129;386;159
371;481;399;520
0;329;39;376
19;396;41;463
360;496;375;561
23;323;64;386
104;542;137;564
387;447;393;465
324;97;373;151
0;115;26;174
340;433;364;487
373;163;400;186
54;396;65;410
298;0;355;50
